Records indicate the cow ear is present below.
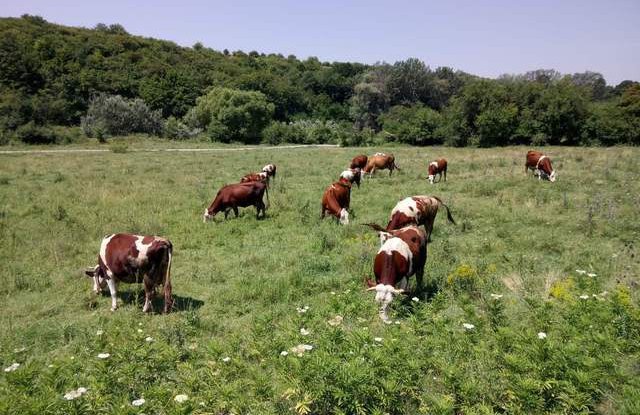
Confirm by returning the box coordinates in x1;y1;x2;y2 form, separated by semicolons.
85;267;97;277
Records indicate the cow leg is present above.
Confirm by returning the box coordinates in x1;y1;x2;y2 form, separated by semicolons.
224;209;230;219
106;278;118;311
93;276;101;295
142;277;154;313
444;169;447;182
256;201;265;219
233;206;239;217
426;220;434;243
416;266;424;295
320;206;326;219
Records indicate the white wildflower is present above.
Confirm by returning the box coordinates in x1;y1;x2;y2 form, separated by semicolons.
538;332;547;339
575;269;586;275
145;336;153;342
96;329;104;336
13;347;26;353
137;329;143;333
328;315;343;326
97;353;110;359
296;306;310;314
490;293;503;299
394;320;401;325
290;344;313;356
300;328;310;336
374;337;383;342
411;297;419;302
3;363;19;372
174;394;189;403
132;398;145;406
587;273;597;277
48;364;54;368
579;294;589;300
462;323;475;330
222;357;231;363
280;350;288;356
330;291;336;295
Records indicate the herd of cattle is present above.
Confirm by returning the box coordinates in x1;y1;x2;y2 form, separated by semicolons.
85;150;556;320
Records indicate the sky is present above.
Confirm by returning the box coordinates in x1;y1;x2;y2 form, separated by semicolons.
2;0;639;85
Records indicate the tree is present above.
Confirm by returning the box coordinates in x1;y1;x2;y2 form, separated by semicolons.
379;104;443;145
186;87;274;143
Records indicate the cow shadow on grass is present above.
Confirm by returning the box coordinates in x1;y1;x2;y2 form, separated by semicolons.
110;290;204;313
392;281;441;319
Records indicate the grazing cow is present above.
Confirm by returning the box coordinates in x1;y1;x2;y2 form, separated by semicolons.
350;155;368;170
203;181;267;222
370;195;455;242
262;164;277;179
525;151;557;182
365;225;427;321
364;153;399;176
321;177;351;225
427;158;447;184
340;168;362;188
85;233;173;313
240;171;269;184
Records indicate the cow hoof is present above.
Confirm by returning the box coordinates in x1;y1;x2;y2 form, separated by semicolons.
110;307;117;312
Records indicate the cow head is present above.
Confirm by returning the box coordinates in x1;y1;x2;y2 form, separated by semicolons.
367;283;404;321
352;168;361;188
85;265;107;294
203;208;215;223
339;208;349;225
549;170;557;182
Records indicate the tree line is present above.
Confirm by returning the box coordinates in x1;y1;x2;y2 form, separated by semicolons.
1;15;638;146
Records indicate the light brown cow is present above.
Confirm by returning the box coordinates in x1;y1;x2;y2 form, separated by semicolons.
427;158;447;184
85;233;173;313
525;150;557;182
363;153;399;176
321;177;351;224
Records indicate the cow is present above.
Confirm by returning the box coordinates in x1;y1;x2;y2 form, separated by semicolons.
240;171;269;184
85;233;173;313
525;150;557;182
321;177;351;225
363;153;399;177
262;164;277;180
350;155;368;170
203;181;267;222
340;168;362;188
365;225;427;321
427;158;447;184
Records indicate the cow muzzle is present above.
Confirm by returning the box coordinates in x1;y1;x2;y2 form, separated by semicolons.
549;171;557;182
428;175;434;184
203;209;213;223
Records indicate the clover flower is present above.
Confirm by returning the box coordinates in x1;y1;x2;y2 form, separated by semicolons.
462;323;475;330
538;332;547;339
411;297;419;302
63;387;87;400
328;315;343;326
300;328;310;336
280;350;289;356
97;353;110;359
174;394;189;403
222;357;231;363
490;293;503;299
132;398;145;406
145;336;153;342
3;363;19;372
291;344;313;356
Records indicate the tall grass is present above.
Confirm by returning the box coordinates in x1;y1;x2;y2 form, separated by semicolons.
0;145;639;414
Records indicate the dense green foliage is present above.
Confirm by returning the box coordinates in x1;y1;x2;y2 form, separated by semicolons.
1;145;639;413
0;15;639;146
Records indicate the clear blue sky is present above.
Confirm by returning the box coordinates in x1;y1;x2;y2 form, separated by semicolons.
2;0;639;84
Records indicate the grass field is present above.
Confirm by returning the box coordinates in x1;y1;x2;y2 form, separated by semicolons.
1;144;639;414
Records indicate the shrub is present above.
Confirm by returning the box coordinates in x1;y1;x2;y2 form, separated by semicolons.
378;104;444;145
262;119;349;145
447;263;479;293
81;93;163;139
549;277;575;300
15;122;58;144
163;116;193;140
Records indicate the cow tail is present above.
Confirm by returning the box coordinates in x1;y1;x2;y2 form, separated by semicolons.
264;184;270;208
363;222;387;232
432;196;456;225
163;242;173;313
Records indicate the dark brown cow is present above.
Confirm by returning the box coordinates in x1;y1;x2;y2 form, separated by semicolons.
321;177;351;225
240;171;269;184
365;225;427;321
427;158;447;184
364;153;399;176
85;233;173;313
203;181;267;222
350;155;368;170
525;150;557;182
340;168;362;188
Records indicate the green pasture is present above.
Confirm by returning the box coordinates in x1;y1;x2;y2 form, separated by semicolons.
0;145;639;414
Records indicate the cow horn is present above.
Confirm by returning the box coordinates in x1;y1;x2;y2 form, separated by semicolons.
366;286;377;291
393;288;405;295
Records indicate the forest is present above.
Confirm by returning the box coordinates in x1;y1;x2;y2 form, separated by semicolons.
1;14;639;146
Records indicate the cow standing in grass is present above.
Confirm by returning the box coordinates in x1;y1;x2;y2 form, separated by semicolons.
366;225;427;321
525;150;557;182
321;177;351;225
350;155;368;170
85;233;173;313
427;158;447;184
262;164;277;180
364;153;399;177
203;181;267;222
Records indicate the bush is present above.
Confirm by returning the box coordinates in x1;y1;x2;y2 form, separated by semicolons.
81;94;163;140
15;122;59;144
262;119;349;145
378;104;444;145
163;116;193;140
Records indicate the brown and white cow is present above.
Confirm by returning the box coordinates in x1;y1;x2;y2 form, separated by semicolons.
340;168;362;188
85;233;173;313
363;153;399;177
525;150;556;182
350;155;368;170
262;164;277;180
240;171;269;184
365;225;427;321
203;181;267;222
321;177;351;225
427;158;447;184
380;195;455;241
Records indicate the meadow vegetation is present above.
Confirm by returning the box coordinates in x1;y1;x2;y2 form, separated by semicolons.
1;145;639;414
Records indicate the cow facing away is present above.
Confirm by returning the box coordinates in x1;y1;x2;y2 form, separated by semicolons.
350;155;368;170
85;233;173;313
321;177;351;225
340;168;362;188
364;153;399;177
428;159;447;184
525;150;557;182
366;225;427;321
203;181;267;222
